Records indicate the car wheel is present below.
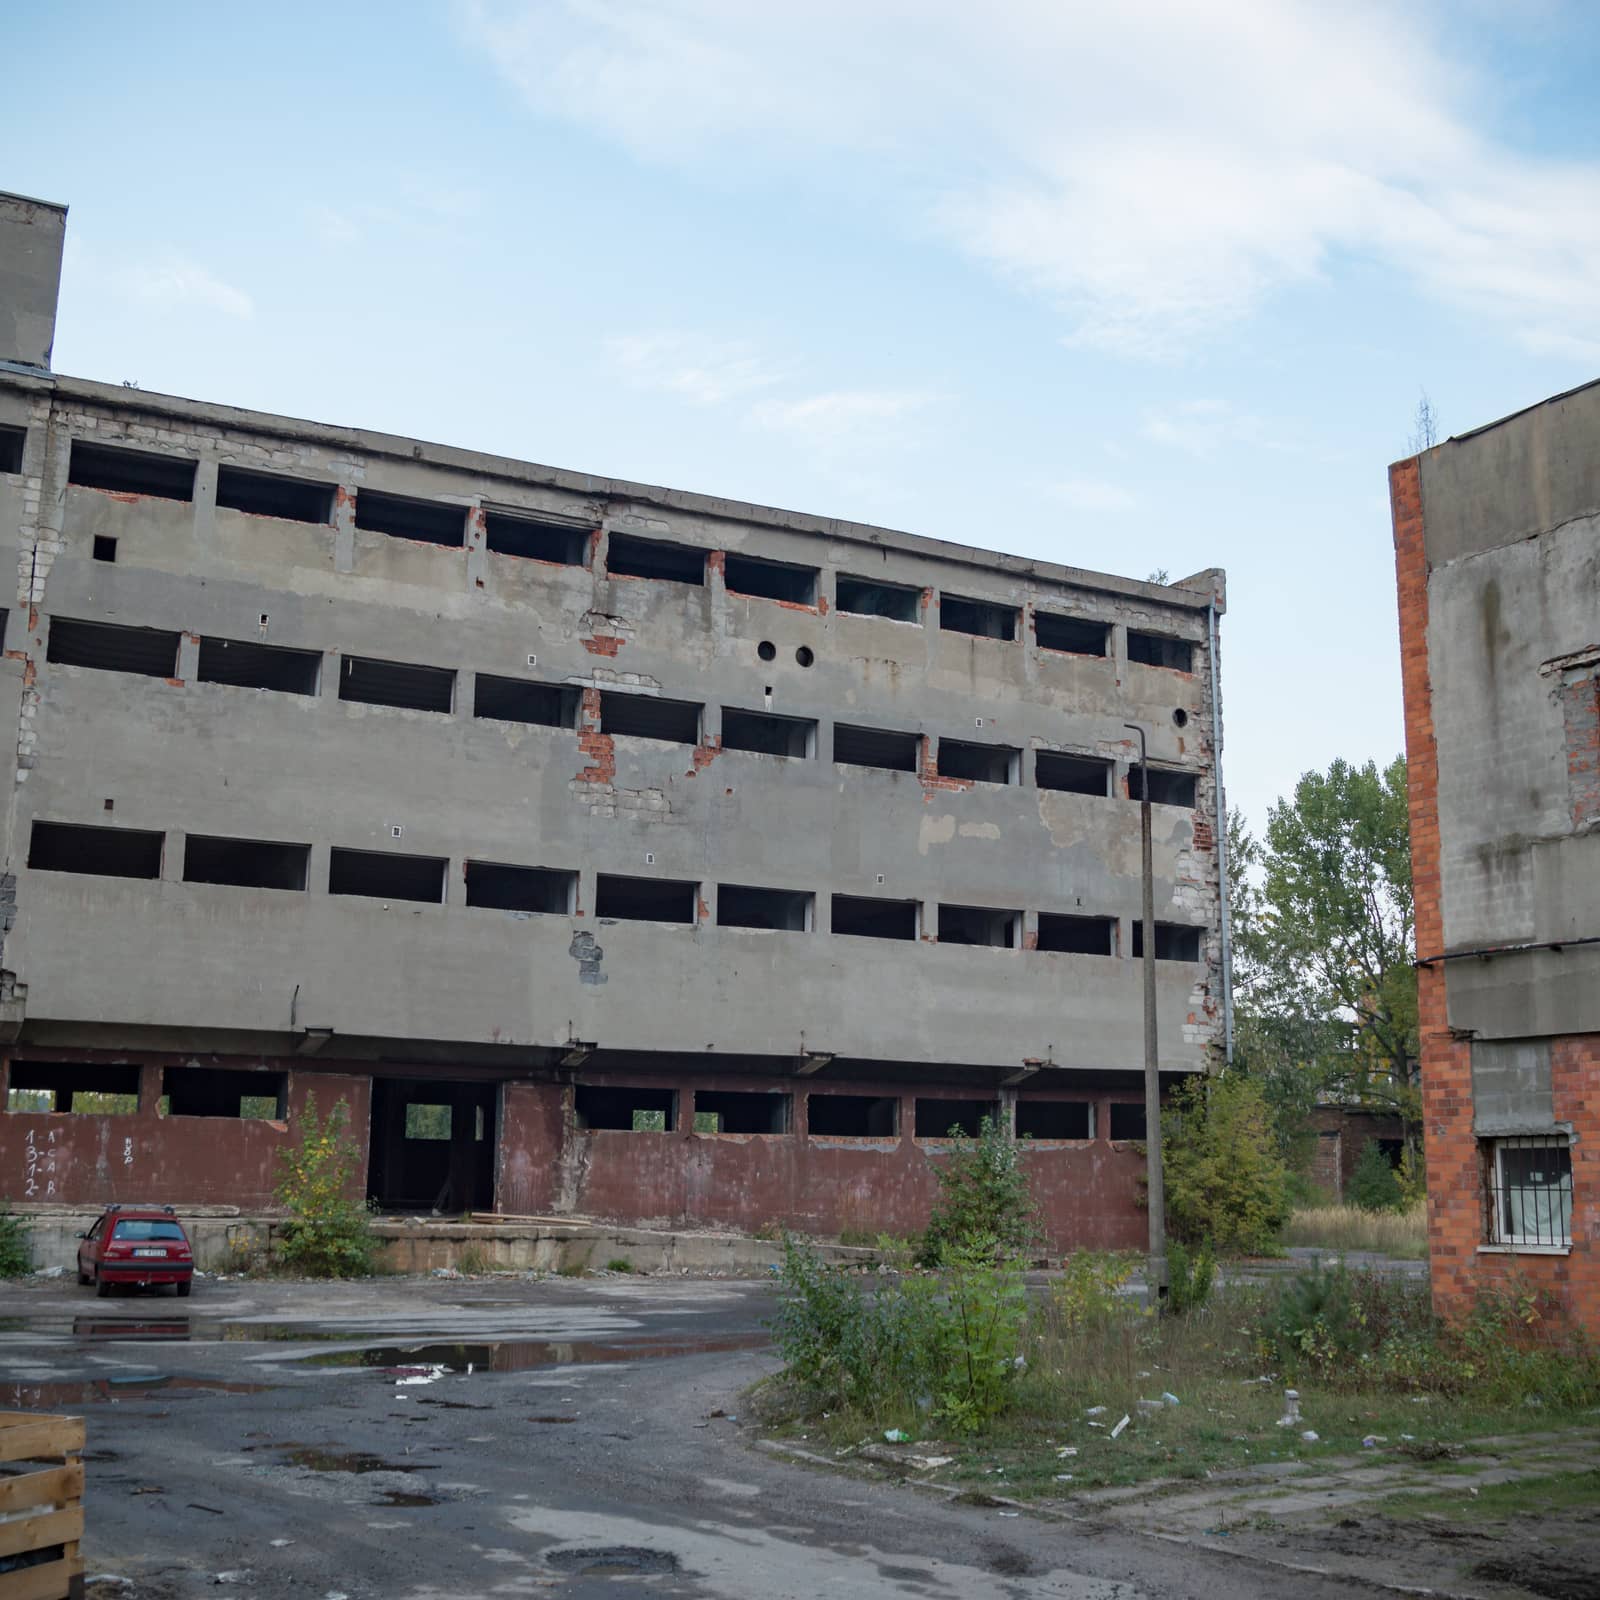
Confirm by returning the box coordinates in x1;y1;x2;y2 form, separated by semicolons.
176;1281;191;1298
95;1270;112;1299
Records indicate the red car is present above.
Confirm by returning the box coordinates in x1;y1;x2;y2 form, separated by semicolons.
76;1205;194;1298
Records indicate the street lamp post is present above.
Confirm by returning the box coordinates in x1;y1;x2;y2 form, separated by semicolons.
1125;722;1167;1302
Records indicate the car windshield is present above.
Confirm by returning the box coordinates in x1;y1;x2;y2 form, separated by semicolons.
111;1219;185;1242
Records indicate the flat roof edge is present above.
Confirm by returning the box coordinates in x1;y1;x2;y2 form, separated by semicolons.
0;190;69;215
31;372;1218;611
1390;372;1600;468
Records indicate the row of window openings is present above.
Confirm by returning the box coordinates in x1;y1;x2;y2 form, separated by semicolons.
1;1063;1148;1143
23;820;1203;957
55;436;1196;669
42;617;1198;806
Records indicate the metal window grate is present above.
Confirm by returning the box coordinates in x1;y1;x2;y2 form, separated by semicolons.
1484;1134;1573;1247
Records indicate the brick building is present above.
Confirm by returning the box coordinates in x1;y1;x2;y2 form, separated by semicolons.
0;191;1230;1248
1391;380;1599;1332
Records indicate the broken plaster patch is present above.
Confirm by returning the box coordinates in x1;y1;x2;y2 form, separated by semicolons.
959;821;1001;840
918;813;956;855
569;930;606;985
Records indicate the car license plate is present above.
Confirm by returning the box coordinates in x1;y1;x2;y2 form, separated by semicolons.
133;1247;165;1258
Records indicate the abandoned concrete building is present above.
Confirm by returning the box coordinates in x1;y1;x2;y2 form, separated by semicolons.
0;191;1229;1250
1393;379;1600;1332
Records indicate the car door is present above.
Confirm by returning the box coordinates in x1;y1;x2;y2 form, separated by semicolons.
78;1214;105;1276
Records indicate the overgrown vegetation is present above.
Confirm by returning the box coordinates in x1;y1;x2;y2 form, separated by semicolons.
1349;1139;1405;1212
0;1203;30;1277
920;1115;1037;1265
1162;1074;1290;1255
273;1093;377;1278
1282;1203;1427;1259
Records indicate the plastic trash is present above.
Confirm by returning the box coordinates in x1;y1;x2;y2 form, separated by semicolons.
1300;1430;1319;1443
884;1428;910;1443
1161;1392;1180;1407
1055;1446;1078;1458
1085;1405;1108;1417
1110;1414;1130;1439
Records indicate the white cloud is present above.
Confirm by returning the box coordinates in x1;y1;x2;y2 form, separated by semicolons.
604;331;785;405
1046;475;1137;513
1141;399;1286;458
751;387;935;449
116;256;254;320
462;0;1600;359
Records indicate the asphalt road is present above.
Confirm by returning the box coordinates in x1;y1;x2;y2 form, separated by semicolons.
3;1274;1391;1599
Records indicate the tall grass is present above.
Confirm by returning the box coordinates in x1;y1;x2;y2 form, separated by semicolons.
1282;1202;1427;1259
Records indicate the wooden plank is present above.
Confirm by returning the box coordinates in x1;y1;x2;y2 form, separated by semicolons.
0;1416;84;1464
0;1551;84;1600
0;1504;84;1559
0;1462;83;1513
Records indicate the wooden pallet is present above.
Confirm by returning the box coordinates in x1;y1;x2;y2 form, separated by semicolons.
0;1411;85;1600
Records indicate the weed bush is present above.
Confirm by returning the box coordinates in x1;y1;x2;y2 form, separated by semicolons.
1349;1139;1405;1212
1051;1250;1136;1330
1162;1075;1290;1254
1282;1203;1426;1258
274;1094;376;1278
1166;1237;1215;1314
920;1115;1038;1265
0;1203;30;1277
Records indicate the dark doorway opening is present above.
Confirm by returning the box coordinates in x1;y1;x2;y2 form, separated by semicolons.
367;1078;497;1214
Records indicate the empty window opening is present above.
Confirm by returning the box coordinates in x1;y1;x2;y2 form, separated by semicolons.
354;489;466;548
1037;913;1116;955
1016;1100;1093;1140
6;1061;141;1114
833;723;919;772
48;616;180;678
1036;752;1112;797
938;904;1020;948
721;708;816;759
68;441;196;502
404;1103;452;1140
1036;612;1109;657
914;1098;999;1139
464;861;576;914
717;883;812;931
807;1094;899;1138
92;535;117;563
693;1090;792;1135
836;575;920;622
1485;1134;1572;1248
1127;630;1194;672
340;654;454;713
940;594;1017;641
1131;921;1203;961
757;640;777;662
29;820;162;880
198;636;321;695
484;511;589;565
599;691;700;744
1109;1103;1147;1140
328;847;446;904
216;466;334;524
595;874;697;924
162;1067;286;1119
938;739;1018;785
1130;766;1198;807
606;533;705;585
0;425;23;475
723;553;818;605
184;835;309;891
575;1084;677;1132
474;673;579;729
832;894;918;941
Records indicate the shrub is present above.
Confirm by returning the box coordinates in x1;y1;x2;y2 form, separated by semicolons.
274;1094;376;1278
0;1204;30;1277
935;1235;1028;1433
1262;1259;1369;1377
920;1115;1037;1265
1395;1141;1427;1207
1166;1237;1215;1315
1162;1074;1291;1254
1349;1139;1405;1213
1052;1250;1136;1330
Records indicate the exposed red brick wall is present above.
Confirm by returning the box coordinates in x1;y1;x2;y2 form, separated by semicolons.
1559;675;1600;830
1393;456;1599;1332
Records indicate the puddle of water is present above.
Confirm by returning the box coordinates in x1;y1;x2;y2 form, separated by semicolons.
300;1331;768;1374
545;1546;679;1577
527;1415;579;1425
377;1491;439;1507
3;1376;272;1409
72;1318;192;1342
415;1398;491;1411
278;1447;440;1475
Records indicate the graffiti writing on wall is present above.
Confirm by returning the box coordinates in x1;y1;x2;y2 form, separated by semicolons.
22;1127;58;1199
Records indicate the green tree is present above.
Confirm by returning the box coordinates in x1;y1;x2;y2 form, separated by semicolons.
274;1094;376;1278
1230;756;1420;1155
1162;1074;1291;1254
920;1115;1038;1265
1349;1139;1404;1213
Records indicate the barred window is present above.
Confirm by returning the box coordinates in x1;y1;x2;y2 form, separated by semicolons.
1484;1135;1573;1248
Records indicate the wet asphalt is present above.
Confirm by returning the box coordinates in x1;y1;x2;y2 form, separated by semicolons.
2;1273;1391;1599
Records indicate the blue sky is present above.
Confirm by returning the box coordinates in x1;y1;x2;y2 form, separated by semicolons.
7;2;1599;832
